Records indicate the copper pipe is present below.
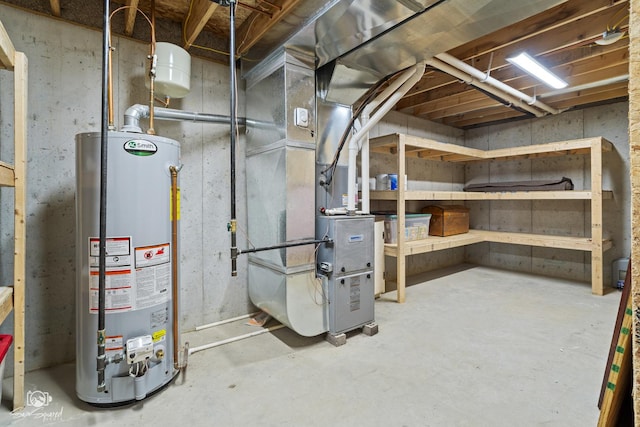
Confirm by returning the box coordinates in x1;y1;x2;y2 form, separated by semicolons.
238;2;272;16
107;32;114;129
169;165;181;370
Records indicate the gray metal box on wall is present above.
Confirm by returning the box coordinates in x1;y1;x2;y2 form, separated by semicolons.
316;215;375;335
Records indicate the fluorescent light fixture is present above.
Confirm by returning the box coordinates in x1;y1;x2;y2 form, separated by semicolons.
506;52;568;89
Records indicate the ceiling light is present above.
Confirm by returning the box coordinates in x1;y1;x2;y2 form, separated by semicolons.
595;29;625;46
506;52;568;89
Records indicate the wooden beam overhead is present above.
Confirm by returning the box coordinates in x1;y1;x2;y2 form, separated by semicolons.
236;0;302;55
450;0;628;62
124;0;140;37
183;0;219;49
50;0;60;17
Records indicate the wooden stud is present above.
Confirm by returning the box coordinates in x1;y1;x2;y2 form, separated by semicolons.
236;0;302;55
12;51;27;412
591;137;604;295
124;0;140;37
629;0;640;423
50;0;61;17
396;134;406;303
183;0;219;49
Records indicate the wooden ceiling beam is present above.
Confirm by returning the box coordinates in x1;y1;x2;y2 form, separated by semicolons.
464;7;628;76
183;0;219;49
442;108;528;129
124;0;139;37
450;0;628;62
399;37;627;113
543;84;629;108
402;42;628;115
418;62;628;119
236;0;302;55
50;0;60;17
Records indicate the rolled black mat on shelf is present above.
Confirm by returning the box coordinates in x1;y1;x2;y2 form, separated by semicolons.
463;176;574;192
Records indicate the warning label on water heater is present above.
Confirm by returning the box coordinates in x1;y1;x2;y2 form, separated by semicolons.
135;243;171;309
89;236;134;313
89;238;171;313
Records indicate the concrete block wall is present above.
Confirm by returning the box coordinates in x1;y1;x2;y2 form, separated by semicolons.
0;4;252;372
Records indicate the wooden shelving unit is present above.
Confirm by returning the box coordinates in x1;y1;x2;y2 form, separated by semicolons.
370;133;613;302
0;20;27;411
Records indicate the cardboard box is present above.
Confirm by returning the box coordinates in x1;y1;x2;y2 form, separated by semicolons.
383;214;431;243
421;205;469;236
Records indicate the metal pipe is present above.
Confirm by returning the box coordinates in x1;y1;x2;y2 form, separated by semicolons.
239;238;331;255
539;74;629;98
347;63;425;213
188;324;286;355
435;53;561;115
229;0;238;277
121;104;254;132
195;312;260;331
169;165;183;371
426;58;546;117
97;0;110;393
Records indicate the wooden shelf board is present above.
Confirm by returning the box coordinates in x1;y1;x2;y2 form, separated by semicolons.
0;162;15;187
371;190;609;201
370;134;613;163
384;229;610;257
0;287;13;325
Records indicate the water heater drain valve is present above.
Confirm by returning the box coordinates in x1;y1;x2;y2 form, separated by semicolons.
126;335;154;365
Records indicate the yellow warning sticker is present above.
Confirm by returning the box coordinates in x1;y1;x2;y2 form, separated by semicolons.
170;188;181;220
152;329;166;343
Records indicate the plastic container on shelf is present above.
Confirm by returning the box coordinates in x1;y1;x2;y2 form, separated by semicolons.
383;214;431;244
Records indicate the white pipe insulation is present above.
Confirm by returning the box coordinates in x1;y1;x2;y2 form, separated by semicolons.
433;53;561;116
346;62;426;214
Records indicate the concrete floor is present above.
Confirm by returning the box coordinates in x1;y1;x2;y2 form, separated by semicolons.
0;265;620;426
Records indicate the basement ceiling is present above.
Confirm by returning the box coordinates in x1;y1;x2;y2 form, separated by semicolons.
2;0;629;129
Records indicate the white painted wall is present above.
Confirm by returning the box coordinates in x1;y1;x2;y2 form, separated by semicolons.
0;4;251;372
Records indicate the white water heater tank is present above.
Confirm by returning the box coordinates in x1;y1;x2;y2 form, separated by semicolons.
147;42;191;98
75;131;180;404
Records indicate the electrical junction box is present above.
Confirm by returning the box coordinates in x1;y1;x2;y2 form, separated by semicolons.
294;107;309;128
126;335;154;365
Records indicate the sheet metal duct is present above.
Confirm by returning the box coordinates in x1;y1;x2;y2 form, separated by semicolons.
245;0;566;104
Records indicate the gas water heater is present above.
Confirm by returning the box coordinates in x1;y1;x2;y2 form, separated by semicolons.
75;131;180;404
